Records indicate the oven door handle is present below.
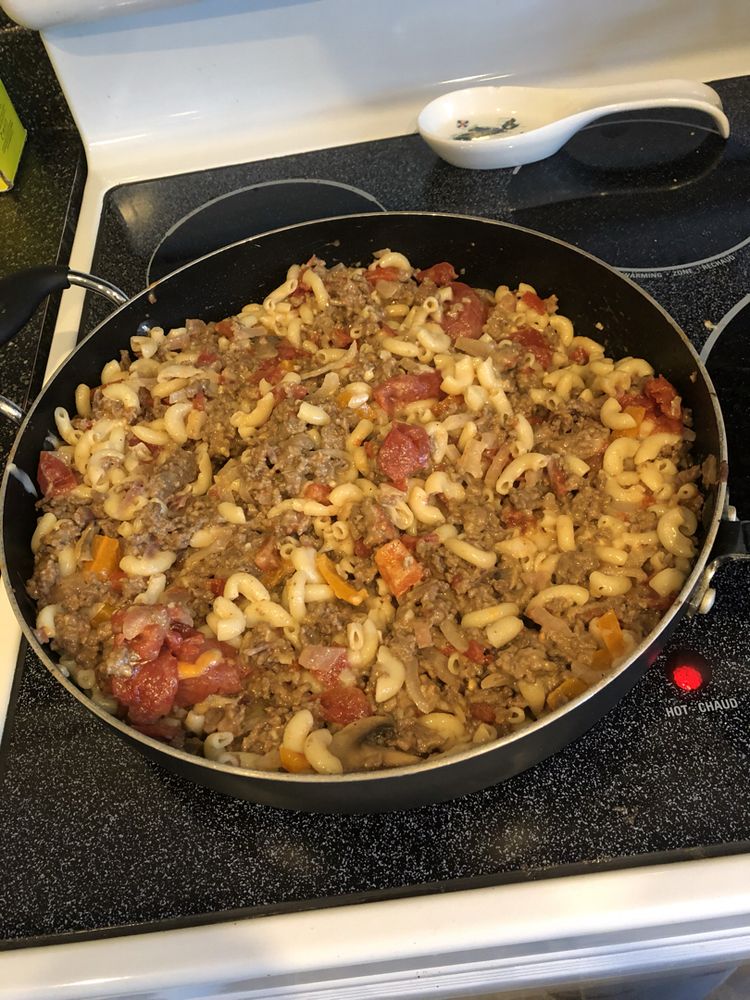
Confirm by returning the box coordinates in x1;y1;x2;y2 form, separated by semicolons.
0;266;129;425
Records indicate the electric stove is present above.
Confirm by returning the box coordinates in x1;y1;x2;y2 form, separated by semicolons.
3;58;750;999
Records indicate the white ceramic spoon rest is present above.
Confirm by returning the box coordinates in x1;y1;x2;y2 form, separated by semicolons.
417;78;730;170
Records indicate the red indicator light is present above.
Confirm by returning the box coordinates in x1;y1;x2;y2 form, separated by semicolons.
671;664;704;692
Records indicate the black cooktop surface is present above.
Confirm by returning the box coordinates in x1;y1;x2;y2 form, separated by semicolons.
3;76;750;949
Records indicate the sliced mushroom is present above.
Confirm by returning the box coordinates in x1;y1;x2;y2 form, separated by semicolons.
330;715;402;771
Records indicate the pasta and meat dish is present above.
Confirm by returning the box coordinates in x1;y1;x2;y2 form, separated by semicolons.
28;251;705;775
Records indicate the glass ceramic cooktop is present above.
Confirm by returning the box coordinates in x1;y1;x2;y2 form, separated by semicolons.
2;76;750;949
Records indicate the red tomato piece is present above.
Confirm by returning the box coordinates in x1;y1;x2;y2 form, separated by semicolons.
319;686;372;725
470;701;497;723
372;370;443;415
208;577;226;597
248;357;284;385
164;625;206;661
440;282;488;340
131;718;182;742
37;452;78;498
272;381;308;402
196;351;218;365
415;262;458;285
128;623;167;663
174;658;242;709
521;290;546;314
277;341;307;360
568;346;589;365
298;645;350;687
645;375;682;420
331;326;353;348
215;319;234;338
364;266;403;284
303;482;332;504
464;640;490;664
510;326;553;369
619;386;682;435
618;390;650;411
399;532;438;551
112;651;179;724
192;391;206;410
547;458;572;498
377;423;431;490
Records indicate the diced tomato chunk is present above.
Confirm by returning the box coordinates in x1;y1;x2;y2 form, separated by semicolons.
399;532;437;551
521;290;546;314
192;390;206;410
319;686;372;725
37;452;78;498
208;577;226;597
440;282;488;340
298;645;349;687
645;375;681;420
331;326;353;348
249;357;284;385
112;650;179;724
277;341;307;360
415;262;458;286
215;319;234;338
196;351;218;365
568;346;589;365
164;626;206;662
129;623;167;663
174;658;242;708
470;701;496;723
272;381;308;402
377;422;431;490
464;640;490;664
131;718;181;742
364;266;403;284
372;370;443;415
303;482;332;504
510;326;553;369
501;507;536;532
619;383;683;435
547;458;572;498
375;538;424;598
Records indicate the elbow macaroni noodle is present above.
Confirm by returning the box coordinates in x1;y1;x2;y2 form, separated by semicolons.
28;249;708;776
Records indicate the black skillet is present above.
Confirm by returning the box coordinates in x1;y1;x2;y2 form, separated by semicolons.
1;212;747;813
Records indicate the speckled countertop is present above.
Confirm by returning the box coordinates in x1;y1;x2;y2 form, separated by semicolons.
0;10;86;465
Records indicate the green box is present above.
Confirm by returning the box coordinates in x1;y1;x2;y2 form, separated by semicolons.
0;78;27;191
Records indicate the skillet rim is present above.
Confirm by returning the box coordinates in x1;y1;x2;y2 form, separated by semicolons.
0;210;729;791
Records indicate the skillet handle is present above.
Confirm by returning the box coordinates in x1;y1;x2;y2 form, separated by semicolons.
0;266;129;425
689;510;750;615
0;265;128;348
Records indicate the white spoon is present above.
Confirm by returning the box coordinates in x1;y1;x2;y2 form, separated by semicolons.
417;78;730;170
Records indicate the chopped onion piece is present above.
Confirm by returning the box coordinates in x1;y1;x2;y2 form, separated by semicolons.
439;618;469;652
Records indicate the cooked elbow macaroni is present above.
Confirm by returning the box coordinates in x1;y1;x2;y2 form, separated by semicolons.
28;250;707;777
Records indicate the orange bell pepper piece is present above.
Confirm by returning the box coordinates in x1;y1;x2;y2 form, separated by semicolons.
280;747;313;773
592;609;625;657
546;676;588;711
315;553;368;606
374;539;424;598
590;647;612;671
613;405;647;439
84;535;121;576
